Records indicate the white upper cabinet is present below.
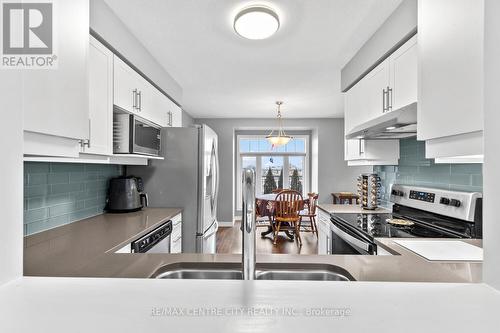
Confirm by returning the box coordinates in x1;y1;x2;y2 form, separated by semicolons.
390;36;418;111
113;56;142;115
23;0;89;157
418;0;483;161
345;36;418;133
169;101;183;127
113;55;181;128
84;36;113;156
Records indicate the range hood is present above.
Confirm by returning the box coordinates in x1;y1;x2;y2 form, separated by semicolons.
346;102;417;140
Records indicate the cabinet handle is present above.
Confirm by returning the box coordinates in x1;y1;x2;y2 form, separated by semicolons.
382;88;387;113
387;86;393;111
138;91;142;111
132;89;138;110
168;111;172;126
358;139;365;155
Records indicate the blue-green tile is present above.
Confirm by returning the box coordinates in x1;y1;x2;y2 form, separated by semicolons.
49;203;76;217
25;185;50;197
450;174;473;186
451;164;482;175
28;173;47;185
50;163;84;173
69;208;99;221
26;220;47;235
48;173;69;184
84;197;100;208
24;208;48;223
69;172;86;183
51;183;84;194
46;215;70;229
472;174;483;187
85;180;107;191
25;162;50;174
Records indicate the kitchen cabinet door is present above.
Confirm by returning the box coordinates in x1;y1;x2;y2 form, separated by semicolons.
361;59;391;120
113;56;140;114
390;36;418;110
23;0;89;142
84;36;113;155
345;139;399;163
418;0;484;142
170;102;183;127
317;209;331;255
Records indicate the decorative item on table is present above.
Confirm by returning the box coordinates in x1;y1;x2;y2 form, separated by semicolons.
357;173;380;210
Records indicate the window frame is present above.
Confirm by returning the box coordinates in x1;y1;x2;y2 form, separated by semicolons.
235;134;309;211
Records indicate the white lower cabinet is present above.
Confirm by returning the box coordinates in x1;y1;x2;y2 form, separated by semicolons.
170;213;183;253
317;209;331;255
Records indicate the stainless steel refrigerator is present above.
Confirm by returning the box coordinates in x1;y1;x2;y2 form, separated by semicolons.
128;124;219;253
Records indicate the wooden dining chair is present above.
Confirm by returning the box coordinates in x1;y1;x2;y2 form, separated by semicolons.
299;193;319;237
272;188;285;194
273;190;303;246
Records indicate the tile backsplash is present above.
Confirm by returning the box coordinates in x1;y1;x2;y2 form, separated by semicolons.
24;162;122;236
374;138;483;206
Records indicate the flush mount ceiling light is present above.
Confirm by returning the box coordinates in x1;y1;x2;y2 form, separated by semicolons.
266;101;292;147
234;5;280;40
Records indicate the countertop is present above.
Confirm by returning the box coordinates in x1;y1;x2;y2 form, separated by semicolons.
1;277;499;333
24;207;182;277
24;207;483;283
317;204;391;214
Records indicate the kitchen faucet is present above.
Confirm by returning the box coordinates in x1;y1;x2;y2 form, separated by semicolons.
241;168;256;280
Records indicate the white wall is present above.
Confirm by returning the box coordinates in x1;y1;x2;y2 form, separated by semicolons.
0;71;23;285
196;118;372;223
483;0;500;289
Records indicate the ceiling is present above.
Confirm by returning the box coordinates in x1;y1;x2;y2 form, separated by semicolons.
104;0;402;118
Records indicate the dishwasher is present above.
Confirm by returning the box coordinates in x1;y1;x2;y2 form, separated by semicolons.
115;220;172;253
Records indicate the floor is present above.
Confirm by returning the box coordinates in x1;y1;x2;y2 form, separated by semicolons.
216;220;318;254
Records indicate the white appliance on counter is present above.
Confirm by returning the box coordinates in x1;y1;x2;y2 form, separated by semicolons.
128;125;219;254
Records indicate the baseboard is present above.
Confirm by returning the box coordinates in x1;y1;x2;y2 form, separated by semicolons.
218;220;235;227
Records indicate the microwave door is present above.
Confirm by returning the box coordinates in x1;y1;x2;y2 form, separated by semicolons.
133;119;161;156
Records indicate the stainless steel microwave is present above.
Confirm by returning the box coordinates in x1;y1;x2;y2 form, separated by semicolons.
113;113;161;156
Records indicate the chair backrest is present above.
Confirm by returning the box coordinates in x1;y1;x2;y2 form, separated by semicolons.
272;188;285;194
274;190;303;220
307;192;319;215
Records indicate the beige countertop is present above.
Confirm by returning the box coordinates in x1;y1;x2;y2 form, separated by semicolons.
24;207;482;283
317;204;391;214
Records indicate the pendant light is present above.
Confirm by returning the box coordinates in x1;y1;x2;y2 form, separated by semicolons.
266;101;292;147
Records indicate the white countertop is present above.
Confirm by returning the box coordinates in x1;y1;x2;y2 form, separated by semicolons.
0;277;499;332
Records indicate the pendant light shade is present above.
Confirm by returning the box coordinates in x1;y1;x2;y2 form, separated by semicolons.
266;101;292;147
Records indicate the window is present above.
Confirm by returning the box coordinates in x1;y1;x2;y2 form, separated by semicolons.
236;135;309;210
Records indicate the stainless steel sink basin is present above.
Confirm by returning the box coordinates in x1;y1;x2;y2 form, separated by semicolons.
151;263;355;281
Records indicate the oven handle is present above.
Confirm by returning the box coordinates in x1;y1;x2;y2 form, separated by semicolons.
331;223;371;253
331;216;374;244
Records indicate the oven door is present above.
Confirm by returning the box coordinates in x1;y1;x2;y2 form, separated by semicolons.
330;218;377;255
132;117;161;156
131;221;172;253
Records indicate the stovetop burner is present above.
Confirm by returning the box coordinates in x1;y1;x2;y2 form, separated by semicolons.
333;210;474;239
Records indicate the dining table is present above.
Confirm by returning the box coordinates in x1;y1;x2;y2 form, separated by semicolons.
255;193;308;240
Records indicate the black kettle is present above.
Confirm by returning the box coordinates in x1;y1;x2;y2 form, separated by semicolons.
106;176;148;213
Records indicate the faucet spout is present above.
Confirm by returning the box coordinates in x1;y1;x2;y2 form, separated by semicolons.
241;168;256;280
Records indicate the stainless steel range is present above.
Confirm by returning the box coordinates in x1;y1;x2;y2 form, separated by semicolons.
326;185;483;255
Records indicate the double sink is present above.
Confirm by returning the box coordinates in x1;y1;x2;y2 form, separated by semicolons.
151;262;355;281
